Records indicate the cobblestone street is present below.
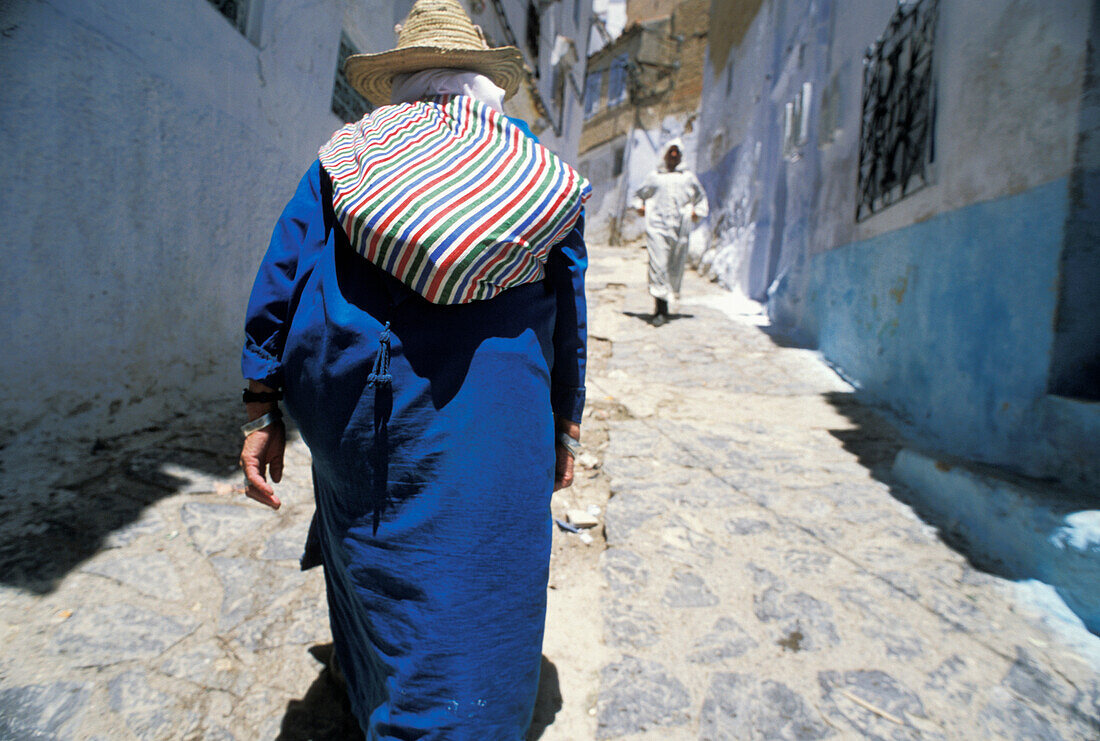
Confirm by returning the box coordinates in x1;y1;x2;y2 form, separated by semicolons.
1;244;1098;739
578;248;1100;739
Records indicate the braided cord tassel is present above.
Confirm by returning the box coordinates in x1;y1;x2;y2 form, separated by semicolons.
367;321;393;388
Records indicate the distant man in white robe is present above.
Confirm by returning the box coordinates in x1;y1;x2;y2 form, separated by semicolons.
632;139;709;326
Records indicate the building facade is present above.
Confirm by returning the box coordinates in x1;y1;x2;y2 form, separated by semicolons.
468;0;595;162
576;0;709;243
695;0;1098;488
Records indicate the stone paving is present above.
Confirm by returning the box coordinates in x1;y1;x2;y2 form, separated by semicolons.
0;408;346;740
0;244;1098;739
584;248;1100;740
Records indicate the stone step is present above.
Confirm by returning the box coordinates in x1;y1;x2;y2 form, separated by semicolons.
892;447;1100;633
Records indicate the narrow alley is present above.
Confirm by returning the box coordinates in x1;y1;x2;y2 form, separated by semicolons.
1;244;1097;739
3;0;1098;738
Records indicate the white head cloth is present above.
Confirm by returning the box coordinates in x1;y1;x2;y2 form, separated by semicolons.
390;68;506;112
659;137;684;172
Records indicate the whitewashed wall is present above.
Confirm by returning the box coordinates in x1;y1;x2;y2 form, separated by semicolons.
344;0;417;56
694;0;1097;481
697;0;1090;304
575;138;625;243
0;0;394;444
812;0;1087;254
531;0;594;163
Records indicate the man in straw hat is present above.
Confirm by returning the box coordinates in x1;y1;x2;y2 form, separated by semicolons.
237;0;591;736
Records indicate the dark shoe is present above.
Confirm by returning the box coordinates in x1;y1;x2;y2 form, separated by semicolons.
328;647;348;690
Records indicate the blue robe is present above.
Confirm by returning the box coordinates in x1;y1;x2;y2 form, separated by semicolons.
242;160;587;739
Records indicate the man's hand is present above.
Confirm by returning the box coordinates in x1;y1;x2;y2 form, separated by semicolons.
554;418;581;491
239;420;285;510
554;443;574;491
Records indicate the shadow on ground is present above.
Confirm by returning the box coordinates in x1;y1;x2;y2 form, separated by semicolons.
277;644;363;741
756;325;1100;650
622;310;695;326
755;322;817;349
0;402;244;594
275;647;562;740
527;655;563;739
818;388;1066;581
751;324;1022;579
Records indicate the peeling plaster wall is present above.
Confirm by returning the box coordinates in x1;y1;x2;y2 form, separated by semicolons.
695;0;788;299
810;180;1068;471
699;0;1089;298
0;0;390;444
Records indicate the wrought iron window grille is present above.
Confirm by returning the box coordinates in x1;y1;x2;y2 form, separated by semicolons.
331;34;374;124
855;0;939;222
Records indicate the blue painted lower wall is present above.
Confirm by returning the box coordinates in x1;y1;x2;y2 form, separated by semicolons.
795;178;1070;474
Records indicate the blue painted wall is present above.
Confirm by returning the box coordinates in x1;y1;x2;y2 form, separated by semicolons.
801;179;1068;472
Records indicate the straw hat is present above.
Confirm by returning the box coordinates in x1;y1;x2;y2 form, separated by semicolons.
344;0;527;107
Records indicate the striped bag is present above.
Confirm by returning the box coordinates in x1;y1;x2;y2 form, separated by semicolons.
318;95;591;304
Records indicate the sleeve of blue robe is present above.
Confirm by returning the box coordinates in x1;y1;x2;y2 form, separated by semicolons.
242;161;589;424
545;214;588;423
241;161;328;388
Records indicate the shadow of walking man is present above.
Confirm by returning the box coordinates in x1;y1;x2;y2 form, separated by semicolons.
275;648;564;740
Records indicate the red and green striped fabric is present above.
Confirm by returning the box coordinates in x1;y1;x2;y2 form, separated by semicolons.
318;95;590;304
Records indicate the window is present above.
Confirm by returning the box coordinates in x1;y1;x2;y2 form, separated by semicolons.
552;66;565;114
612;145;625;177
331;34;375;123
855;0;938;221
607;54;629;108
526;2;541;63
819;70;841;145
207;0;262;45
584;71;603;119
782;82;812;159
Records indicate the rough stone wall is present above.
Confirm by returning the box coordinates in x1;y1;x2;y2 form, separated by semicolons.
581;103;637;153
626;0;679;24
666;0;709;112
706;0;766;74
